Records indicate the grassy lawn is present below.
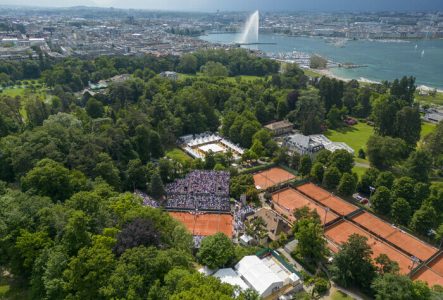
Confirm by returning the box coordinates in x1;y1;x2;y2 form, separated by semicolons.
431;178;443;190
331;290;354;300
166;148;193;164
0;276;30;300
325;122;374;161
352;165;368;179
325;121;436;179
326;121;436;171
421;121;436;139
303;69;322;78
415;91;443;106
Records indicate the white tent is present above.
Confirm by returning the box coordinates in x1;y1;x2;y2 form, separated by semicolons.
235;255;283;298
213;268;249;291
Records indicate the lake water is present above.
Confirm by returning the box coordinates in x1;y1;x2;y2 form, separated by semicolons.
200;33;443;89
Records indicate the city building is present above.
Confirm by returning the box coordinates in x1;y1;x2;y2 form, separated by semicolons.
160;71;179;80
282;133;324;156
283;133;354;156
248;207;292;241
264;120;293;136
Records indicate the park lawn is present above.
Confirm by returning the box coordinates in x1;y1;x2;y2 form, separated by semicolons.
431;179;443;190
352;165;368;179
166;148;193;165
303;68;322;78
325;122;374;162
1;86;26;97
331;290;354;300
415;91;443;106
326;121;435;168
421;121;436;138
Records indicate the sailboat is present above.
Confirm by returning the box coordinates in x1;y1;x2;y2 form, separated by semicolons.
421;50;425;58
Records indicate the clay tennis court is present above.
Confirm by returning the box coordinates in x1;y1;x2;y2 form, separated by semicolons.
351;212;438;261
296;183;358;216
325;220;414;274
253;167;296;189
297;183;332;201
414;267;443;287
272;188;339;224
414;253;443;286
426;254;443;277
169;212;233;237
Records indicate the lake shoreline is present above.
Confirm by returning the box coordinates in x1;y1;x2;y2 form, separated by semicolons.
310;67;443;93
200;33;443;90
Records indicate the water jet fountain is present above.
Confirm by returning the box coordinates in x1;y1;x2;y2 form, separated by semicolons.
239;10;259;44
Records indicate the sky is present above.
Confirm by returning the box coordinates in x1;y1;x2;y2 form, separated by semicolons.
1;0;443;12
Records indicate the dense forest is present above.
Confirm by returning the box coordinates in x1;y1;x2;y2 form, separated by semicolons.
0;48;443;299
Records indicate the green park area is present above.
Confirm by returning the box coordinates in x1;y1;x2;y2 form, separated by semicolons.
325;121;436;178
166;148;193;165
415;91;443;106
331;290;355;300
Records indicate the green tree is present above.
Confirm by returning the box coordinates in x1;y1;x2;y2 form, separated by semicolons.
62;210;91;255
310;55;327;69
395;106;421;146
299;154;312;177
150;172;165;200
371;186;393;215
358;168;379;194
200;61;229;77
404;150;433;182
410;204;438;236
21;158;77;202
294;217;327;265
337;173;357;196
15;230;53;274
290;88;325;135
63;237;116;299
125;159;147;190
310;162;325;183
326;105;345;129
328;149;354;173
391;198;412;226
323;166;341;189
375;171;395;189
372;273;414;300
197;233;235;269
331;234;376;292
392;177;418;209
375;254;400;275
366;135;408;169
177;54;198;74
93;153;121;189
85;98;104;118
250;139;265;158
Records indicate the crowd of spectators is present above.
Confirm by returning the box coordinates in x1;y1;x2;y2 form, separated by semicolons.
164;170;231;212
134;190;160;208
166;170;229;195
233;202;255;232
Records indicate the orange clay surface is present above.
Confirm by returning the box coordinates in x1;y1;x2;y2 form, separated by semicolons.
272;188;338;224
351;212;438;261
414;268;443;287
296;183;358;216
253;167;296;189
169;212;233;237
325;220;414;274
